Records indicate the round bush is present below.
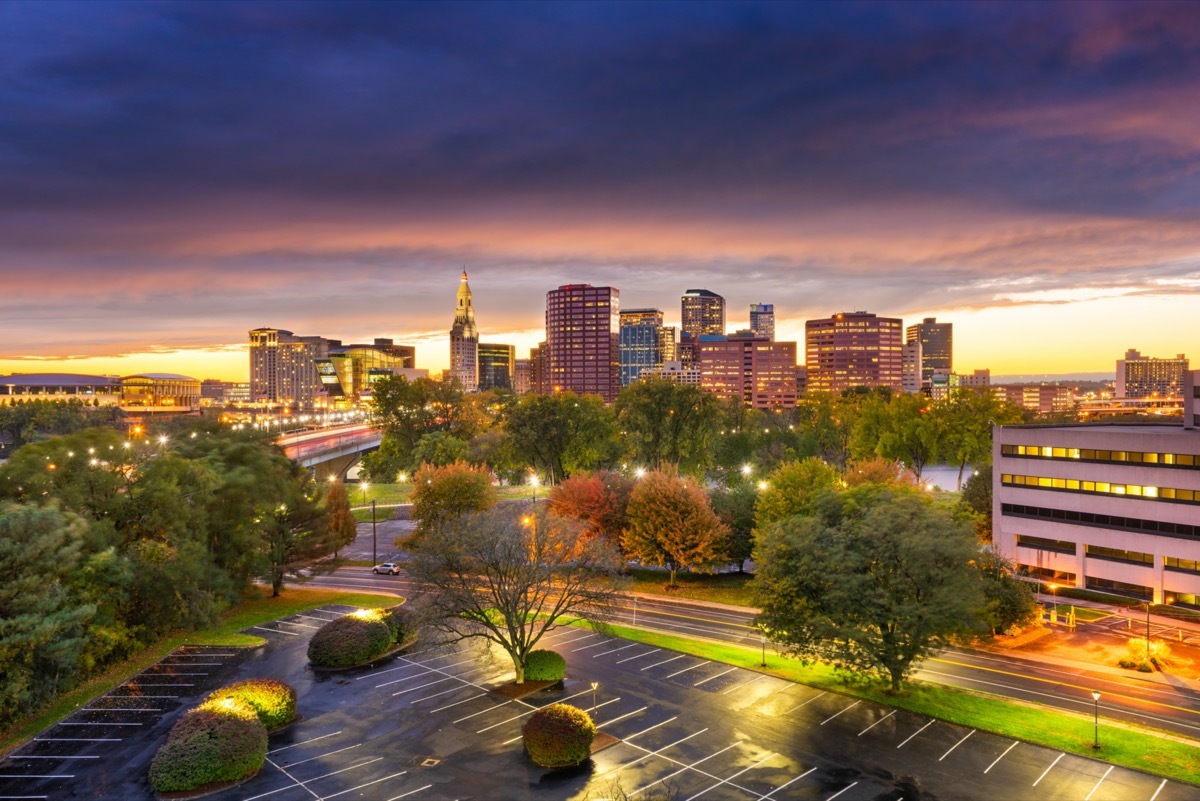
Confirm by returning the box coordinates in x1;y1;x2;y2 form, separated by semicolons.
206;679;297;731
522;703;595;768
524;649;566;682
307;612;393;668
148;702;268;792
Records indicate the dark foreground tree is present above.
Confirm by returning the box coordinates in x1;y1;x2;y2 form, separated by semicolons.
406;506;623;683
753;485;984;692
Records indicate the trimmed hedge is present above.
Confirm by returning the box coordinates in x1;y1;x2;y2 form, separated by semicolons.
524;649;566;682
148;700;268;792
205;678;297;731
307;611;393;668
523;703;595;768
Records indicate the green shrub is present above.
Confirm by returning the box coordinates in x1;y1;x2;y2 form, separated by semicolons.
384;606;410;644
307;611;393;668
1137;662;1154;672
206;678;297;731
524;649;566;682
522;703;595;767
1118;658;1136;669
148;701;268;792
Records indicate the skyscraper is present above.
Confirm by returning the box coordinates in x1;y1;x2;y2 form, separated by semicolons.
749;303;775;341
478;342;515;392
1116;349;1189;398
681;289;725;338
805;311;904;393
619;308;665;387
448;271;479;391
546;284;620;401
905;317;952;384
697;331;798;409
248;327;328;409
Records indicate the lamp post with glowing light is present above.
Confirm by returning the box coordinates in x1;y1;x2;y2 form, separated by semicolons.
361;481;369;506
591;681;598;710
1091;690;1101;749
760;632;767;667
1048;583;1058;620
530;473;539;503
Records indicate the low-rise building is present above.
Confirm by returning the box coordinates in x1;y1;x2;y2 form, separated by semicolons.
0;373;121;406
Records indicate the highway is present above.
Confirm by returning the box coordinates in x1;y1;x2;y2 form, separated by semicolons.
299;565;1200;742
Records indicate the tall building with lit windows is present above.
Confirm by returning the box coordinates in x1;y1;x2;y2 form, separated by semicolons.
619;308;676;387
681;289;725;338
995;378;1200;608
804;311;903;394
697;331;797;409
906;317;952;384
449;271;479;391
249;327;329;409
749;303;775;341
478;343;515;392
1116;349;1188;399
545;284;620;401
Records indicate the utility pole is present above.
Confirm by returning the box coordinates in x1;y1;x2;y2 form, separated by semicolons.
371;499;377;565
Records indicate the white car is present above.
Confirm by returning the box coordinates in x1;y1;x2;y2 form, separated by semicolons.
372;562;401;575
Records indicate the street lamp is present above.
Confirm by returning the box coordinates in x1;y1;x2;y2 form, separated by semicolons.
591;681;598;710
1048;583;1058;620
361;481;369;505
529;473;539;503
741;463;753;478
371;499;377;566
1091;690;1101;749
760;633;767;667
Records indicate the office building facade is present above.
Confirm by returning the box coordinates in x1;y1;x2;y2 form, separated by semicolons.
317;339;417;404
681;289;725;338
545;284;620;402
749;303;775;341
804;311;903;394
619;308;667;387
697;332;798;409
478;343;516;392
906;317;953;384
448;271;480;392
249;327;328;410
994;384;1073;415
1117;350;1188;399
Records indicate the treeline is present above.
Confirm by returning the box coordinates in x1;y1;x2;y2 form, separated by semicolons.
0;398;124;456
362;376;1026;491
0;422;356;729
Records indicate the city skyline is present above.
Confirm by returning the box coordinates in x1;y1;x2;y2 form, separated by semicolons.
3;2;1199;381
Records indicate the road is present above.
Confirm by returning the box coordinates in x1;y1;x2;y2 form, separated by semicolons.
301;558;1200;743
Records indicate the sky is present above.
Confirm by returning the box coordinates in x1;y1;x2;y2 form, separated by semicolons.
2;0;1199;381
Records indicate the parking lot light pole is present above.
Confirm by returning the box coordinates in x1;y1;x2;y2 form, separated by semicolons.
591;681;598;710
372;499;377;565
1092;690;1101;749
761;633;767;667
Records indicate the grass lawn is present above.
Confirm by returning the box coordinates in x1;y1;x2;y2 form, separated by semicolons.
624;568;757;607
570;620;1200;787
0;586;399;756
348;482;538;521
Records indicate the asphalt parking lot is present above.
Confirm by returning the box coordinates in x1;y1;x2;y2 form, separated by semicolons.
4;611;1196;800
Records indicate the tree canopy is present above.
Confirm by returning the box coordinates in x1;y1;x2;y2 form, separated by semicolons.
622;469;729;586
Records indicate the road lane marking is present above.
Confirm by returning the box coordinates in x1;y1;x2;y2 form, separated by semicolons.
666;660;710;679
783;691;827;715
33;739;120;743
684;750;774;800
268;731;343;754
694;667;737;686
251;625;299;636
1032;753;1065;787
939;730;975;761
594;728;708;781
476;687;593;733
897;720;933;748
821;700;861;726
1150;778;1168;801
1084;765;1114;801
632;741;745;798
11;756;98;760
282;743;361;767
722;675;766;694
858;710;895;736
826;782;858;800
428;692;487;713
761;766;817;799
572;639;614;652
595;706;649;729
319;769;408;799
385;785;433;800
593;643;639;657
393;677;455;697
983;740;1019;773
453;701;512;723
617;648;661;664
641;654;688;671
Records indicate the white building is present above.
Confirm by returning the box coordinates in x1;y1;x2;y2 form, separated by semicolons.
994;372;1200;607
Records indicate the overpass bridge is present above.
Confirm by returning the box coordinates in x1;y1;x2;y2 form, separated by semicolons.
278;424;382;481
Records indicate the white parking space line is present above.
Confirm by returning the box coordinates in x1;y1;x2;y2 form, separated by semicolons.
295;613;339;622
1150;778;1168;801
939;730;975;761
80;708;161;712
0;775;73;780
33;739;120;743
683;750;773;800
666;661;710;679
453;700;512;723
276;620;320;629
826;782;858;800
386;785;433;800
722;675;766;695
358;662;423;681
268;730;343;754
896;720;933;748
476;688;593;733
318;769;408;799
983;740;1019;773
617;648;661;664
595;706;649;729
105;694;177;699
641;654;688;671
11;756;98;760
59;722;141;727
761;766;817;799
1084;765;1114;801
428;693;487;714
502;699;624;745
572;639;615;652
1032;753;1065;787
281;743;361;767
622;716;679;743
857;710;895;736
248;757;384;800
783;691;827;715
593;643;640;658
378;657;477;687
631;741;745;798
542;631;596;647
393;677;455;697
251;626;299;636
820;700;861;726
594;728;708;781
693;667;737;687
404;684;473;705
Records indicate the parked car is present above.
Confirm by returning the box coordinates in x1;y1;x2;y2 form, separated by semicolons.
372;562;401;575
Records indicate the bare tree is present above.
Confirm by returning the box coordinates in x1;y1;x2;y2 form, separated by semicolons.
406;505;624;683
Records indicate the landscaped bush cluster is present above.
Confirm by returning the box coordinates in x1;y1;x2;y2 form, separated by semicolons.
147;676;299;792
524;649;566;682
307;606;409;669
522;703;596;767
205;678;297;731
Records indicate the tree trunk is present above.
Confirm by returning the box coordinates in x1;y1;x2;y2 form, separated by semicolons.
668;565;677;588
956;460;967;492
272;569;283;597
512;654;525;684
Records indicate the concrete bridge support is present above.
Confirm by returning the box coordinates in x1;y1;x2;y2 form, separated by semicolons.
312;453;361;483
